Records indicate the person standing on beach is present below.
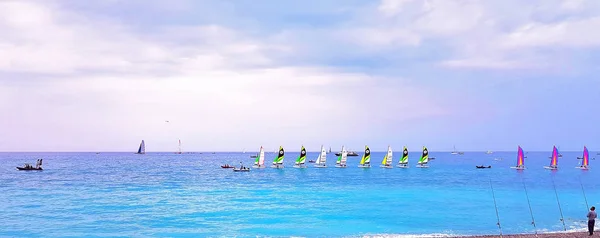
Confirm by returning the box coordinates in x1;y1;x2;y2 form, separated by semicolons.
588;206;597;236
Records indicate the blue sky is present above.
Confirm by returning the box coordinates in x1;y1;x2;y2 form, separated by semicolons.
0;0;599;152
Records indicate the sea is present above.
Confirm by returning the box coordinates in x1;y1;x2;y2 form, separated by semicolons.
0;150;598;237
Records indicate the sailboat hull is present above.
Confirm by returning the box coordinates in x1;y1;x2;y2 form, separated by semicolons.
544;166;558;170
271;164;284;169
576;166;589;170
510;166;525;170
293;164;307;168
358;164;371;168
252;165;266;169
314;164;327;168
416;164;429;168
397;164;409;168
380;165;393;169
335;164;347;168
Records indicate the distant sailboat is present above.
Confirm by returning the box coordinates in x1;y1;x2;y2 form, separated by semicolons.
253;146;266;169
451;145;464;155
486;150;493;154
175;139;182;154
397;146;409;168
416;146;429;168
576;146;590;170
328;147;332;154
314;145;327;168
380;145;393;168
294;146;307;168
544;146;559;170
358;145;371;168
135;140;146;154
271;146;285;168
510;146;525;170
335;146;348;168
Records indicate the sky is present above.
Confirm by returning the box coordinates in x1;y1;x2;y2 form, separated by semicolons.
1;0;599;152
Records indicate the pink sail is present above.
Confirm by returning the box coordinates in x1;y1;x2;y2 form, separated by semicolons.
550;146;558;167
582;146;589;167
517;146;524;167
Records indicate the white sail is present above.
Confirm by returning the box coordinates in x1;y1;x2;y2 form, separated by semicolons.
340;146;348;165
259;147;265;166
386;146;393;164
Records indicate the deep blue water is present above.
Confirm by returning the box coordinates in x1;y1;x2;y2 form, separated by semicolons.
0;150;598;237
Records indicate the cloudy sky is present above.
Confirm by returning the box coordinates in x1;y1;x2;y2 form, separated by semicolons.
1;0;599;152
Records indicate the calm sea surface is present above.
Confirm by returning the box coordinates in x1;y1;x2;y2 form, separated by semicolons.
0;150;598;237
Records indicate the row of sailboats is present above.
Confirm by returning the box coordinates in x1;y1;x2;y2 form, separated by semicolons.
511;146;590;170
252;145;431;169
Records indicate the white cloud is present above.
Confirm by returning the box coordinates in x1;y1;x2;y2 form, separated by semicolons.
0;0;454;151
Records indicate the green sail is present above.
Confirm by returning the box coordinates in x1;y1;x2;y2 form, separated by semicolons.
274;146;284;164
296;146;306;164
399;146;408;164
360;146;371;164
418;146;428;163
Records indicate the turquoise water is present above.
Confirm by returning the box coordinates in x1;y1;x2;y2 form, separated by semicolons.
1;151;598;237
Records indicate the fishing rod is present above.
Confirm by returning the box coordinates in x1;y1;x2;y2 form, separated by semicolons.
579;177;590;210
521;179;537;236
489;179;503;237
551;177;567;231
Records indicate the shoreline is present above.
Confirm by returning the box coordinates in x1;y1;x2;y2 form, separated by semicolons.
456;231;590;238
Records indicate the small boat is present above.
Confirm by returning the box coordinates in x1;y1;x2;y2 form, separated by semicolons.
335;151;359;156
486;150;493;154
221;164;235;168
476;165;492;169
17;165;43;171
397;146;409;168
335;146;348;168
271;146;285;168
544;146;559;170
314;145;327;168
135;140;146;154
576;146;590;170
233;166;251;172
380;145;393;168
358;145;371;168
253;146;266;169
416;146;429;168
510;146;525;170
17;160;43;171
293;146;307;168
451;145;464;155
308;160;316;163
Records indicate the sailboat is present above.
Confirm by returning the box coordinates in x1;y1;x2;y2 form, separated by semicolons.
510;146;525;170
328;147;332;154
397;146;409;168
175;139;182;154
416;146;429;168
135;140;146;154
314;145;327;168
271;146;285;168
380;145;393;168
358;145;371;168
294;146;307;168
544;146;559;170
335;146;348;168
576;146;590;170
253;146;266;169
451;145;464;155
